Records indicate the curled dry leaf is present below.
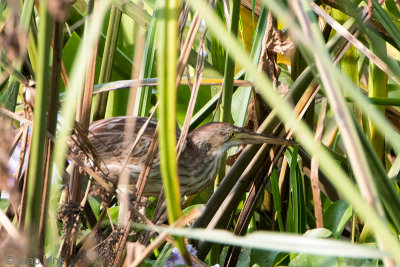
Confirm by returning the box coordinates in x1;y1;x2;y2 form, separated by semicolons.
265;27;294;55
259;13;279;88
259;12;294;88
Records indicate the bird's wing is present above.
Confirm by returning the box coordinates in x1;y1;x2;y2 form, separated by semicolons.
88;116;181;165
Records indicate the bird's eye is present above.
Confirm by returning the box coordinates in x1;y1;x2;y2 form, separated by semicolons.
229;131;236;138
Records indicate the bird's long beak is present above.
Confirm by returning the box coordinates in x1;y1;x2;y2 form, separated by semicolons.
234;131;296;146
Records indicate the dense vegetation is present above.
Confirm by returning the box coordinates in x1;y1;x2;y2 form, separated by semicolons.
1;0;400;266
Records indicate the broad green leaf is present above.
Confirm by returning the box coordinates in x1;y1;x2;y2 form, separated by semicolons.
61;32;102;92
220;247;251;267
303;228;332;238
324;200;352;239
88;198;101;220
289;254;337;267
250;249;280;267
0;198;10;211
104;206;119;225
176;84;212;127
290;228;333;261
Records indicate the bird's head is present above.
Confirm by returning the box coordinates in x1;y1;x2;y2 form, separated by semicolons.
187;122;295;157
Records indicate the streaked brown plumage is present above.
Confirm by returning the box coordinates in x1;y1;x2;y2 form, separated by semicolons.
78;116;294;197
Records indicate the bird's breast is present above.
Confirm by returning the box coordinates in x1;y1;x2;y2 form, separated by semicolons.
177;152;222;196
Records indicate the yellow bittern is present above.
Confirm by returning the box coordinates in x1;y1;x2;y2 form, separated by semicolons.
79;116;294;197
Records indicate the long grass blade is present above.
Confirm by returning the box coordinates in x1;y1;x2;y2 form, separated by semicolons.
25;0;53;258
157;0;189;263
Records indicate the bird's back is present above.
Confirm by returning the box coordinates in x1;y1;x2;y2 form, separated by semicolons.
72;117;223;197
86;117;183;196
88;116;161;164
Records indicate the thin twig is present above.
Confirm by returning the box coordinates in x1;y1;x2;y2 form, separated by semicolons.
112;212;131;267
136;126;159;199
310;98;327;228
177;28;207;157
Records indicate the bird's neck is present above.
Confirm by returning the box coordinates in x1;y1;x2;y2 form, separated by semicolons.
183;137;225;159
